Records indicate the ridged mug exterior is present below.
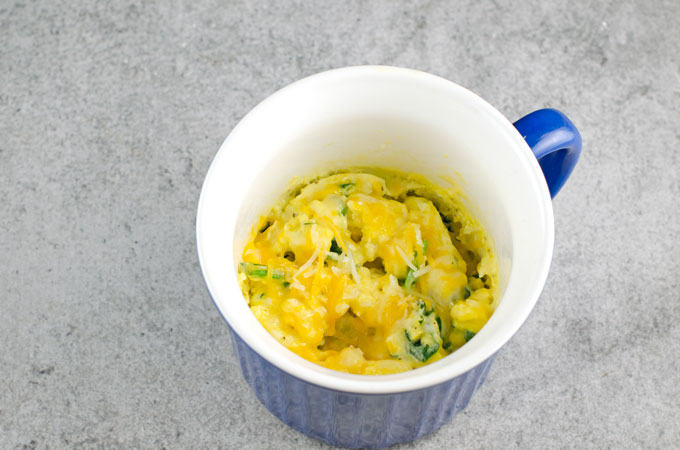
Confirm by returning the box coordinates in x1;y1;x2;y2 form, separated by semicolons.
229;325;496;449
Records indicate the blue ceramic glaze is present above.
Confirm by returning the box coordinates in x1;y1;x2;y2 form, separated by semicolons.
229;325;496;449
513;108;582;197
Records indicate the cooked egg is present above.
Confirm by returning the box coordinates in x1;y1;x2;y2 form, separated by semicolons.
239;169;497;375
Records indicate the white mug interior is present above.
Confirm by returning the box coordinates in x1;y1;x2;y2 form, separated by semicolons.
196;66;554;394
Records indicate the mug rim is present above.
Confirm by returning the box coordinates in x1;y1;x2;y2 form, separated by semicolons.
196;65;554;394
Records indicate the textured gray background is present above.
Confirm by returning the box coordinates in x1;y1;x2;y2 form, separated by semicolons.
2;0;679;449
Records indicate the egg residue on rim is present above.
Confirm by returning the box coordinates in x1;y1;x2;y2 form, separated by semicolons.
238;169;497;375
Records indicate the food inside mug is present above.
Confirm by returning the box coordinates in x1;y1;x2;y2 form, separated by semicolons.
238;168;498;375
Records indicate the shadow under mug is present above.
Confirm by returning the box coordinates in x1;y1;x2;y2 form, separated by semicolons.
196;66;581;449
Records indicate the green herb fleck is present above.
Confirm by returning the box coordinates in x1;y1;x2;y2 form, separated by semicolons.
271;268;285;279
404;269;416;289
340;205;349;216
339;182;355;190
464;330;476;342
422;239;428;254
464;285;471;299
240;262;267;278
436;316;442;333
303;221;316;225
282;281;290;288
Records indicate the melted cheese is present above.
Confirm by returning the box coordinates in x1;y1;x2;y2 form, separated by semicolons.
239;170;497;375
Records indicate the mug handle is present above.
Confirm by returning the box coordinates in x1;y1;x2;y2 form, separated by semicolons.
513;108;582;198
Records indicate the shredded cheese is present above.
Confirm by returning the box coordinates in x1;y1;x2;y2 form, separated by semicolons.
290;281;306;292
321;217;348;253
318;216;360;283
348;253;360;284
295;245;320;278
415;226;423;248
396;245;417;271
413;265;432;278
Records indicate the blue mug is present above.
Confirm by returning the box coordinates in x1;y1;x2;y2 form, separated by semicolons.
197;66;581;448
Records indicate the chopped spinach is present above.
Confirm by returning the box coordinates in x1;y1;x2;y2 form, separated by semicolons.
402;300;441;362
329;238;343;255
404;329;440;362
417;299;434;316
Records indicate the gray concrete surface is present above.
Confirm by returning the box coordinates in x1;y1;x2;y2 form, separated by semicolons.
2;0;679;448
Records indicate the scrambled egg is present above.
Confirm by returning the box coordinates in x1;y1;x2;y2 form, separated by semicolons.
238;169;497;375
